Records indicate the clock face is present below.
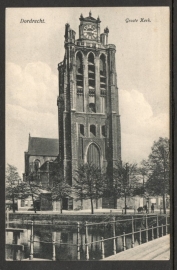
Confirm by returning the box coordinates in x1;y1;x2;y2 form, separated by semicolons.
83;24;97;40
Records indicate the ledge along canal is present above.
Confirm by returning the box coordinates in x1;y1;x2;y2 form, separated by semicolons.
6;214;169;261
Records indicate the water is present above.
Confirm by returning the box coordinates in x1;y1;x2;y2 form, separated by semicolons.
6;216;167;261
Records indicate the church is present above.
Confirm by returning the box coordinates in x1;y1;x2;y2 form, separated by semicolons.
23;12;121;211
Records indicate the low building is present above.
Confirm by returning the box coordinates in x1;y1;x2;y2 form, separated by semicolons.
21;134;59;211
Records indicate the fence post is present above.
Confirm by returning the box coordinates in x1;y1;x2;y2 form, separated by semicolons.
113;216;116;255
52;238;56;260
85;221;89;260
77;222;80;260
166;215;168;235
145;215;148;242
29;221;34;260
152;226;154;240
123;232;126;251
139;228;142;245
12;232;18;260
162;224;163;237
101;237;105;259
6;209;9;228
131;216;134;248
157;215;159;238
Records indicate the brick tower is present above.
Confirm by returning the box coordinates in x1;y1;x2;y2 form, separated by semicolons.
57;12;121;209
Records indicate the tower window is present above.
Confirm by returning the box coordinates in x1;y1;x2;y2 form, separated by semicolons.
88;53;95;88
76;52;83;88
90;125;96;137
102;125;106;137
89;103;96;113
80;124;84;136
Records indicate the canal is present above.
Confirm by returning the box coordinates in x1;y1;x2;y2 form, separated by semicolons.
6;215;168;261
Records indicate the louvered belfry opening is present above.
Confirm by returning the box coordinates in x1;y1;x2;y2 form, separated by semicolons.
76;52;83;87
76;52;84;111
100;54;106;113
88;52;96;112
87;143;100;168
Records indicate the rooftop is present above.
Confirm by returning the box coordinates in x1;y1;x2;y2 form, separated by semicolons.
28;136;59;156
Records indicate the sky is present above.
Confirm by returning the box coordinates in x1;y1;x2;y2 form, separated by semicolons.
6;7;170;177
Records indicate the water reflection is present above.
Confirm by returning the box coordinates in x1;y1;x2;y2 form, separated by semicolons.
6;216;167;261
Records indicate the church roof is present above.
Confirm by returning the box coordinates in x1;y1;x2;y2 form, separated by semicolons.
28;137;59;156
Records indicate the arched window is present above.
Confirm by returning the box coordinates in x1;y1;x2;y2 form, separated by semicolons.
102;125;106;137
88;52;96;112
100;54;106;113
76;52;83;87
80;124;84;136
87;143;100;167
76;52;84;112
88;53;95;88
90;125;96;137
100;54;106;76
34;159;40;172
89;103;96;113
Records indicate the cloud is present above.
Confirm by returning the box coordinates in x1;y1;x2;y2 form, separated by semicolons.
6;62;58;115
6;61;59;176
6;63;169;175
6;104;58;176
119;89;169;163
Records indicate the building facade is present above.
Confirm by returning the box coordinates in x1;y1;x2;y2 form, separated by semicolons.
22;135;59;210
57;12;121;208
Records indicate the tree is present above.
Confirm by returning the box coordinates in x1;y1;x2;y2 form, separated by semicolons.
73;163;105;214
26;172;43;213
113;162;138;214
49;166;72;214
145;137;170;214
6;164;29;212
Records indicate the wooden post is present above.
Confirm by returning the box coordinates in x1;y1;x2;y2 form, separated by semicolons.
77;222;80;260
139;228;142;245
135;216;137;232
52;231;56;261
6;209;9;228
123;232;126;251
131;216;134;248
85;221;89;260
113;217;116;255
145;215;148;242
101;237;105;259
152;226;154;240
29;221;34;260
162;224;163;237
157;215;159;238
12;232;18;260
166;215;168;235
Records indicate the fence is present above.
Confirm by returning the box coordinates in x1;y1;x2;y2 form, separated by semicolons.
6;214;170;261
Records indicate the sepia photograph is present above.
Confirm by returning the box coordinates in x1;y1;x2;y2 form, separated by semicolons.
5;7;170;261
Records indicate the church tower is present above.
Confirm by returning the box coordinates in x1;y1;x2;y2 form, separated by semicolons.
57;12;121;208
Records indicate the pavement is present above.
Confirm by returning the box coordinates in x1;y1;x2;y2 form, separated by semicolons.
14;208;170;215
102;235;170;260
